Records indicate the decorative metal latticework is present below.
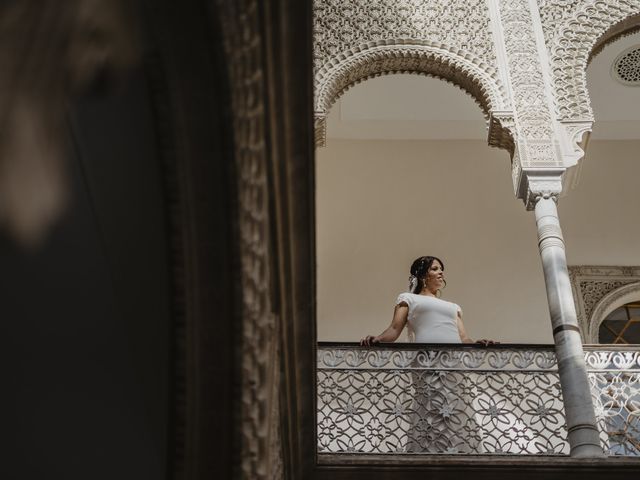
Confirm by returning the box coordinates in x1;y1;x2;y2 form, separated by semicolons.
317;344;569;455
586;347;640;456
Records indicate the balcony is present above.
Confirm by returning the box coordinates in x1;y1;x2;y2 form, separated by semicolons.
317;343;640;460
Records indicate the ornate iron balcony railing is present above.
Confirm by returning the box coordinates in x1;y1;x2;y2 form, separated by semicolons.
586;345;640;456
317;343;640;457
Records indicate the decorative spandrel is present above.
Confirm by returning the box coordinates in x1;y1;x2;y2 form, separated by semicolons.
313;0;497;77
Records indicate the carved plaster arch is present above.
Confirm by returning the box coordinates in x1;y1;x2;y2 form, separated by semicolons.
314;40;513;149
587;282;640;344
589;13;640;61
549;1;640;123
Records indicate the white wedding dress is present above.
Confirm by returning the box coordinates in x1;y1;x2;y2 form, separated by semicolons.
395;293;462;343
395;293;480;453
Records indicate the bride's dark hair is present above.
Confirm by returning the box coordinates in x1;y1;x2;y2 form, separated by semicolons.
409;255;444;294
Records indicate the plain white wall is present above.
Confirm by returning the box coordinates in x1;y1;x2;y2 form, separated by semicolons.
561;141;640;265
316;139;640;344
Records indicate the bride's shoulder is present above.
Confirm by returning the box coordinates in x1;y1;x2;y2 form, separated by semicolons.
395;291;414;305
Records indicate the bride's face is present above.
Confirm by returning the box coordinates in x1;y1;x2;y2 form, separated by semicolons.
424;260;445;290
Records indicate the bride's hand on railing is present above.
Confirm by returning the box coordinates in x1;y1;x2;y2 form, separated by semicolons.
360;335;380;347
475;339;499;347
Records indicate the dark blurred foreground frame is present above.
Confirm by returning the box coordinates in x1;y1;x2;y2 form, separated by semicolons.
0;0;314;478
145;0;315;478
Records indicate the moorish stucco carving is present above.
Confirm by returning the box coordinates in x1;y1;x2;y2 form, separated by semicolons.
590;15;640;60
537;0;581;47
314;0;498;76
541;0;640;121
500;0;554;144
536;1;640;184
313;0;640;204
314;41;512;147
569;266;640;343
313;0;512;148
495;0;564;204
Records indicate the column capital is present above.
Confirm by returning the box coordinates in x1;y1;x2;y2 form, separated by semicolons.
520;169;564;210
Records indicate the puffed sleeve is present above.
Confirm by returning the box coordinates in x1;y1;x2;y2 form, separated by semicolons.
395;292;412;310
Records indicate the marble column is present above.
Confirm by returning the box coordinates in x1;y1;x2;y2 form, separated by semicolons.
534;195;603;458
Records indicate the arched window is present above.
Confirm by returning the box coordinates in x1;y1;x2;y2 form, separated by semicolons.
598;302;640;344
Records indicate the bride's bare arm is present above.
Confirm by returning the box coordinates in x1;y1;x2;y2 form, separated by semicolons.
456;310;474;343
360;303;409;346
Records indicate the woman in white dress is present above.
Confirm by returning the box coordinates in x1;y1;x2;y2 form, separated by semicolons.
360;255;493;453
360;255;481;346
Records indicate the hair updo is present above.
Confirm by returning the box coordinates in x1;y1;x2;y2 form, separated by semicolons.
409;255;444;294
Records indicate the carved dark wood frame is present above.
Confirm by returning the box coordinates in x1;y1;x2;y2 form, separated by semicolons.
143;0;315;478
143;2;246;478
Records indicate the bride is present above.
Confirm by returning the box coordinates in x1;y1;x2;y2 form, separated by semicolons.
360;255;488;346
360;255;494;453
